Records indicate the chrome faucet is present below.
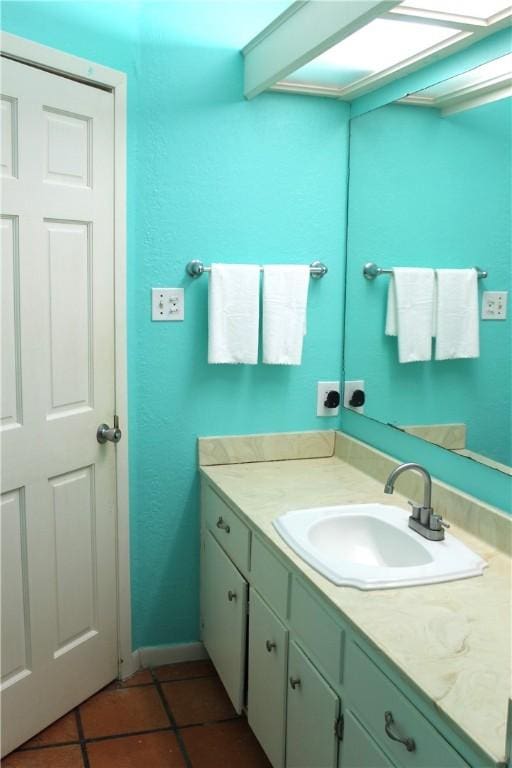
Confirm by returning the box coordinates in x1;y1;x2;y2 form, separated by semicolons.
384;463;449;541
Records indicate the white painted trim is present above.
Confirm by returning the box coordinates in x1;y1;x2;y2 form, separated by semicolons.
386;7;488;30
270;81;346;98
243;0;397;99
0;32;133;679
242;1;307;55
441;82;512;115
138;643;208;669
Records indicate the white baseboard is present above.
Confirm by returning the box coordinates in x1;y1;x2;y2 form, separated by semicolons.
138;642;208;669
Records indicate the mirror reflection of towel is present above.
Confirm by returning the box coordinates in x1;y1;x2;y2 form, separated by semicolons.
385;268;436;363
435;269;479;360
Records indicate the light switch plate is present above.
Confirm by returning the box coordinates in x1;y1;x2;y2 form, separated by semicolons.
481;291;508;320
152;288;184;321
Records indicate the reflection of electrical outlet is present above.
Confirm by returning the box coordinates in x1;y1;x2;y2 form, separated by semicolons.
344;380;365;414
152;288;185;321
482;291;508;320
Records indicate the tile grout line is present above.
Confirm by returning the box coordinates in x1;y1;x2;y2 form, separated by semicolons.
74;708;90;768
151;670;194;768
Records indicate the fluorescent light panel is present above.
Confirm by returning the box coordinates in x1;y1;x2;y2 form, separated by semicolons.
284;18;459;89
399;0;512;20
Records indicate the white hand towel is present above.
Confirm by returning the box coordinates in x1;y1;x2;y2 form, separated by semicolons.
435;269;479;360
385;268;435;363
263;265;310;365
208;264;260;364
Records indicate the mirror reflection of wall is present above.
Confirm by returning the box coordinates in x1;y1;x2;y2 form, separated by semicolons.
345;62;511;474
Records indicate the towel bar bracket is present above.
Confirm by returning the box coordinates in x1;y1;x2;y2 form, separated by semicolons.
186;260;328;279
363;261;487;280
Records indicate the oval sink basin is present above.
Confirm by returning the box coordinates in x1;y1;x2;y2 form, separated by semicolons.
273;503;487;589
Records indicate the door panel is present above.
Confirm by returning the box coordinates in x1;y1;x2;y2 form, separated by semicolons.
1;56;117;756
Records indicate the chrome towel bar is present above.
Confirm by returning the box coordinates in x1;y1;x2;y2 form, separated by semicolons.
186;260;328;279
363;261;488;280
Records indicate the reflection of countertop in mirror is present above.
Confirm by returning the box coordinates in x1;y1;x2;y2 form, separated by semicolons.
454;448;512;476
199;430;511;766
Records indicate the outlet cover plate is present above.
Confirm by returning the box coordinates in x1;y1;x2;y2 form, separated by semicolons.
344;380;365;414
481;291;508;320
317;381;340;417
152;288;185;321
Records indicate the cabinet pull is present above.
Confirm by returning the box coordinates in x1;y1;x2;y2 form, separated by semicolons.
216;516;230;533
265;640;276;653
227;590;237;602
289;676;301;690
384;711;416;752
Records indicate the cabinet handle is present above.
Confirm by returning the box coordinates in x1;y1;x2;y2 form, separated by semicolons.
384;711;416;752
289;676;301;690
227;590;237;602
265;640;276;653
216;516;230;533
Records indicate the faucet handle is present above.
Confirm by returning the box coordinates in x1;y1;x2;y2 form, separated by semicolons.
407;500;421;520
429;514;450;531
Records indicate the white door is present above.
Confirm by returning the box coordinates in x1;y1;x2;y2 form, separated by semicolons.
1;57;118;756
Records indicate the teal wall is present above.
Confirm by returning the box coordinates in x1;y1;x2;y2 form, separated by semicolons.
346;98;511;465
1;1;349;648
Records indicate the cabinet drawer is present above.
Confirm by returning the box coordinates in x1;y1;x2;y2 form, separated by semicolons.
289;578;344;686
341;710;393;768
251;536;289;618
248;590;288;768
346;642;468;768
204;485;250;575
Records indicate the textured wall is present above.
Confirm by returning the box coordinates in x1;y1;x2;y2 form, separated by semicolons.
346;99;511;465
1;1;349;648
130;7;348;647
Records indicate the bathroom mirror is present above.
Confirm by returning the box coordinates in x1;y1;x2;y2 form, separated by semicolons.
344;56;511;474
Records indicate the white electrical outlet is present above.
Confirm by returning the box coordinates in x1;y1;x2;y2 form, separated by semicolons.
316;381;340;417
344;380;365;413
152;288;185;321
481;291;508;320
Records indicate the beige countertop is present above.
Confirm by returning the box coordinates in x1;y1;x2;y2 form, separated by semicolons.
201;454;511;766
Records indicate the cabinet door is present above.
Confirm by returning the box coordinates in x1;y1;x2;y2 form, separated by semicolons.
286;641;340;768
202;531;248;712
341;710;393;768
248;589;288;768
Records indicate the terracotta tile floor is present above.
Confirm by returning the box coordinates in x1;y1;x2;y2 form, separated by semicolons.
2;661;271;768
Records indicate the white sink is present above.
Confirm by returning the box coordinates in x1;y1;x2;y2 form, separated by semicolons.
273;504;487;589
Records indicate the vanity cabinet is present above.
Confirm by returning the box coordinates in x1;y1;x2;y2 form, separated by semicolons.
201;530;248;712
247;589;288;768
200;480;480;768
345;642;468;768
286;641;341;768
341;711;393;768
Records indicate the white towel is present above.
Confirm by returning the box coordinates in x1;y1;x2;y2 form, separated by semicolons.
385;268;435;363
263;265;309;365
435;269;479;360
208;264;260;364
